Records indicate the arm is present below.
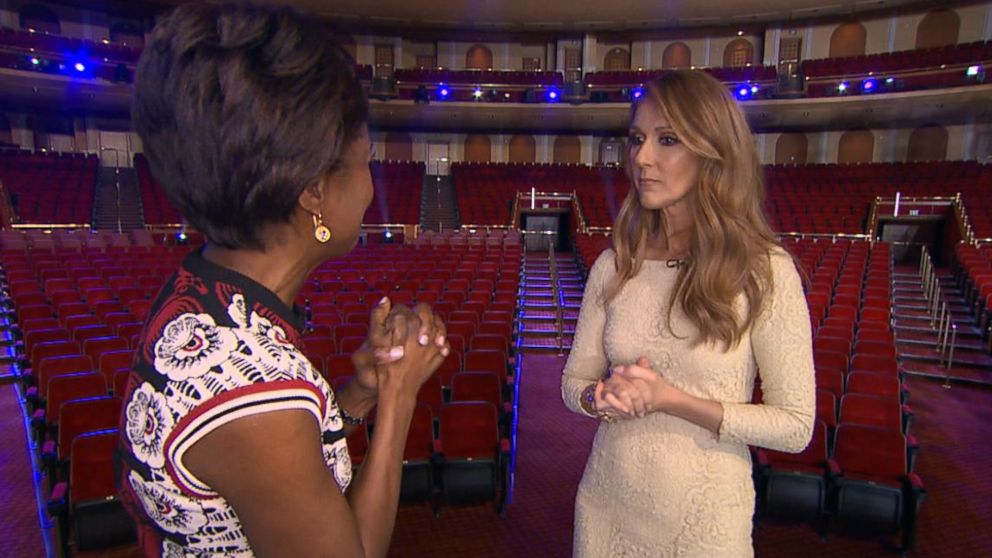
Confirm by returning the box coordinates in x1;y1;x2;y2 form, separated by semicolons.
608;252;814;452
561;250;612;417
717;251;815;452
184;308;445;558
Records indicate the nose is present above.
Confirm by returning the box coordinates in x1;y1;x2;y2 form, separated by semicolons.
633;138;654;169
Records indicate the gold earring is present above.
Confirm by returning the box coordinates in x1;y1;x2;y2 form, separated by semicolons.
312;212;332;243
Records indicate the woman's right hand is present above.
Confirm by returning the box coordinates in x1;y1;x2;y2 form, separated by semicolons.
375;303;449;401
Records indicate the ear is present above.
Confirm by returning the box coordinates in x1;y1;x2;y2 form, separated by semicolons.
296;178;326;216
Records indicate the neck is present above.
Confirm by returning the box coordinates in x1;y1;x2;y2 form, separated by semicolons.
645;200;692;259
201;240;317;307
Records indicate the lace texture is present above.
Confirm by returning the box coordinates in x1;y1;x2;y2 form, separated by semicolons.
561;249;815;557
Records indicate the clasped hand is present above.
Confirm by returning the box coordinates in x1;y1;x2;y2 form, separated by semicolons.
351;298;449;398
594;356;675;419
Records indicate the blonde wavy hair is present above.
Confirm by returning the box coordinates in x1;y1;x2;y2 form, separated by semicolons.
608;70;780;349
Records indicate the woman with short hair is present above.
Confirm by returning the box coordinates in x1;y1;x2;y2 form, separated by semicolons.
118;4;448;557
561;70;815;557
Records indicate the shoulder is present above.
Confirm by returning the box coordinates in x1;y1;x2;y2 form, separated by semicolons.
587;248;616;284
765;247;800;281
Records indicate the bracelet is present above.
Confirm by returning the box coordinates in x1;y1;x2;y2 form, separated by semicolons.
339;405;365;426
582;382;615;424
580;383;597;415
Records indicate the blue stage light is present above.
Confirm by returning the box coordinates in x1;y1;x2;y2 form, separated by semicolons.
735;85;750;99
750;85;759;94
631;86;645;100
74;62;86;72
436;84;450;99
862;78;877;92
545;86;561;102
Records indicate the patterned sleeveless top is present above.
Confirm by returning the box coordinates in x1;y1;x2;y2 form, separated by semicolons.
117;248;350;557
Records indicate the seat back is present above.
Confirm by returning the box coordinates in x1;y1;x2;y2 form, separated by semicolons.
404;402;435;461
439;402;498;460
98;350;134;384
69;429;120;505
839;393;902;431
463;350;507;381
46;373;107;424
450;372;502;406
416;375;443;414
58;396;123;461
833;423;907;482
84;337;130;366
38;355;93;397
847;371;901;399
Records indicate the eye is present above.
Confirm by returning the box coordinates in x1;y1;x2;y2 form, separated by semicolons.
659;135;680;146
628;134;645;146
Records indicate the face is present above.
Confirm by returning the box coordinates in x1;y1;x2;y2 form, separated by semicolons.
320;126;374;253
628;99;702;213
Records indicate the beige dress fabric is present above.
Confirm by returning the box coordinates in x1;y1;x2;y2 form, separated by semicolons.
561;249;815;558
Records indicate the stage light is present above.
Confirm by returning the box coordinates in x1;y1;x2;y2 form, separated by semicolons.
472;87;483;99
750;85;759;94
967;65;981;76
384;229;393;240
30;57;40;66
631;86;645;100
861;78;877;92
837;81;849;93
885;77;895;84
735;85;750;99
545;86;561;102
436;84;450;100
74;62;86;72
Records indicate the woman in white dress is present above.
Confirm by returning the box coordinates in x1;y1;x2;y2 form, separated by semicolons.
561;70;815;557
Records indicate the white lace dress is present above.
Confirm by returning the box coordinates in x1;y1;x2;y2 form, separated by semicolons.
561;249;815;558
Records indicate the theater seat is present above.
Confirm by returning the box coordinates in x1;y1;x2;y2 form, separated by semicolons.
47;429;137;554
829;424;925;552
437;401;510;514
756;421;833;526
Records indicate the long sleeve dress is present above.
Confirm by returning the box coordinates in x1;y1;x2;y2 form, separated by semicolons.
561;248;815;558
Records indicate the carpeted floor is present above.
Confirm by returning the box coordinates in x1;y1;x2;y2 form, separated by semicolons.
0;384;49;558
6;354;992;557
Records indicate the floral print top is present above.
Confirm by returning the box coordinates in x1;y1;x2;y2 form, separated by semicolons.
117;248;351;557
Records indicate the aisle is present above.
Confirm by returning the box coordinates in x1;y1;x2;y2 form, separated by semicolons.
0;384;49;558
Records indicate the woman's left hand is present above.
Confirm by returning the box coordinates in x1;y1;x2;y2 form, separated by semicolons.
350;297;405;397
609;356;677;416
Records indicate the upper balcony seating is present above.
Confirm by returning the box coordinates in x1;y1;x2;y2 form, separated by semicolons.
395;68;563;87
802;40;992;78
0;26;142;64
585;65;777;86
364;161;425;225
0;150;96;224
766;161;989;236
452;162;629;227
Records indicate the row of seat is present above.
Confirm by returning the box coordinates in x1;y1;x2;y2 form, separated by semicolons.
0;150;97;224
953;243;992;337
801;40;992;77
0;26;142;63
1;235;526;551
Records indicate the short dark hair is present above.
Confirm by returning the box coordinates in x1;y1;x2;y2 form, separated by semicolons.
133;2;368;250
